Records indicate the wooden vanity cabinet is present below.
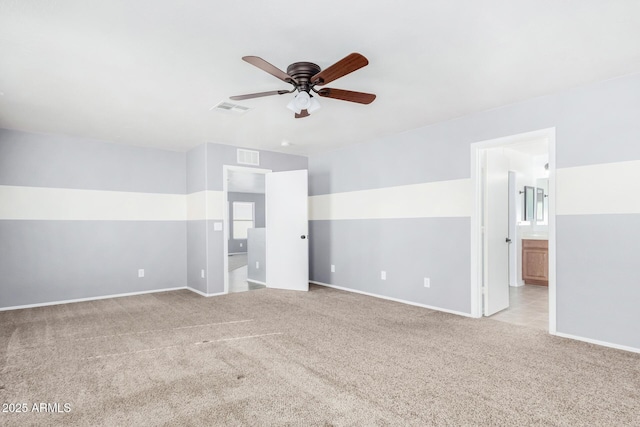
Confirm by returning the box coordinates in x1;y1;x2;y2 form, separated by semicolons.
522;239;548;286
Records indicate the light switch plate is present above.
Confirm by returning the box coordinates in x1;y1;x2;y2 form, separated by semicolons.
213;222;222;231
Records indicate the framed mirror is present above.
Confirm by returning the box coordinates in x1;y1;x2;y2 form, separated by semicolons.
523;186;535;221
536;188;545;221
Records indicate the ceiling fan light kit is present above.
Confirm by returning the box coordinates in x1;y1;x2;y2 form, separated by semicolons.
231;53;376;118
286;91;321;114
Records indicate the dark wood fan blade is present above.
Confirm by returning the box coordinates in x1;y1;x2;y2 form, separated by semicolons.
317;88;376;104
242;56;297;84
230;90;290;101
295;109;310;118
311;53;369;86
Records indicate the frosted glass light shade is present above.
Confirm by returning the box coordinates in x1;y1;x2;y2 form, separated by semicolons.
308;96;321;113
286;91;320;114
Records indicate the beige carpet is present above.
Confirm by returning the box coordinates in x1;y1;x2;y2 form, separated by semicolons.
1;285;638;426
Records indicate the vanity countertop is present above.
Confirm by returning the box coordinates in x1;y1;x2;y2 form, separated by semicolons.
521;234;548;241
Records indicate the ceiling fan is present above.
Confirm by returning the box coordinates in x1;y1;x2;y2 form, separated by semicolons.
230;53;376;118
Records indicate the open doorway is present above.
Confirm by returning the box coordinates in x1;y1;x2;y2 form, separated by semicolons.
223;166;310;294
223;166;270;293
470;128;556;333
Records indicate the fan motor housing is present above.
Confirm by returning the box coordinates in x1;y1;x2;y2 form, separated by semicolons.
287;62;321;90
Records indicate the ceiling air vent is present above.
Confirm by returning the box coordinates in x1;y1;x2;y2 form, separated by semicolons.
237;149;260;166
210;101;250;114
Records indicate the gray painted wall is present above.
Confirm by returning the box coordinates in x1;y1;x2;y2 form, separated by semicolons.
186;221;207;293
228;192;265;254
186;143;207;194
0;130;187;308
310;219;471;313
0;129;185;193
556;214;640;348
186;144;207;293
0;220;186;307
247;228;266;284
206;220;225;295
308;72;640;349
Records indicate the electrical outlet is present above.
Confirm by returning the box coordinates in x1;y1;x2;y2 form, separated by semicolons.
381;271;386;280
331;264;335;273
424;277;430;288
201;269;205;278
256;261;259;269
138;269;144;278
240;243;243;247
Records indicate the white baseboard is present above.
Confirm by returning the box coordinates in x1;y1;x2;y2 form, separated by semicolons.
246;279;267;286
310;281;474;318
186;287;226;297
0;286;187;311
552;331;640;354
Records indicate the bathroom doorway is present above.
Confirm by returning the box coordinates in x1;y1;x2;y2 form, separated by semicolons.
223;166;310;294
223;166;269;293
470;128;557;333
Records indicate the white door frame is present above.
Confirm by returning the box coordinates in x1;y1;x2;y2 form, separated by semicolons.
222;165;271;294
470;128;557;334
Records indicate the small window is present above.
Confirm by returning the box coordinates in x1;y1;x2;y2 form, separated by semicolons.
232;202;254;239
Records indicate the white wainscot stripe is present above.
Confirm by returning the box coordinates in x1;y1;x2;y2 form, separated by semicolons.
206;190;224;220
186;191;206;220
557;160;640;215
187;191;224;221
309;179;471;220
0;185;186;221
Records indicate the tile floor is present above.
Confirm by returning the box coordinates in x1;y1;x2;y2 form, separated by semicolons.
228;265;266;293
228;253;248;272
490;284;548;330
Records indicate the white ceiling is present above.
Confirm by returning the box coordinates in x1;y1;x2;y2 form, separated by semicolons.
1;1;639;156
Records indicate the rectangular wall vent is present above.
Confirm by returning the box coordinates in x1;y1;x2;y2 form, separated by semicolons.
237;149;260;166
210;101;251;114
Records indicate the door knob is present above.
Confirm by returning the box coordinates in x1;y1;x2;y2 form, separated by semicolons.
300;235;307;239
505;237;512;243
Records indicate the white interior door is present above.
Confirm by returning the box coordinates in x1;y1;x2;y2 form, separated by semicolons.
508;171;517;286
266;170;309;291
484;148;510;315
